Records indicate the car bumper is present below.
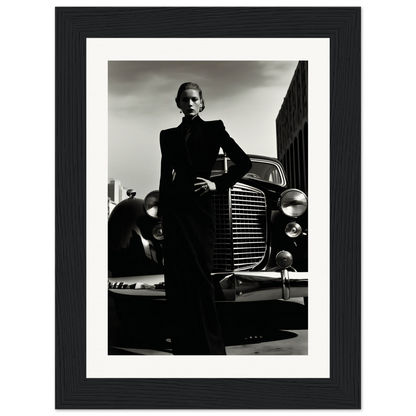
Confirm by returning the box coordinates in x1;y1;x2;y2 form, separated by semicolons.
108;271;308;302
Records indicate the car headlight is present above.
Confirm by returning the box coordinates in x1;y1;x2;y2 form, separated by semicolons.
275;250;293;268
152;223;164;240
279;189;308;217
285;221;302;238
144;190;160;218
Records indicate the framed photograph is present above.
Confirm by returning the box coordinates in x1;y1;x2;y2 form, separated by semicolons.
56;7;360;409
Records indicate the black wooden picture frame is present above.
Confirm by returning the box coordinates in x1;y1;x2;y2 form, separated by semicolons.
55;7;360;409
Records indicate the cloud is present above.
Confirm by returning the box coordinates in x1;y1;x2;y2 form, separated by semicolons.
109;61;297;98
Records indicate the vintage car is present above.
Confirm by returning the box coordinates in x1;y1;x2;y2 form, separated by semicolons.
108;154;308;341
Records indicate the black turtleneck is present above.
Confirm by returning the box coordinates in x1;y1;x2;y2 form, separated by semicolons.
181;114;200;141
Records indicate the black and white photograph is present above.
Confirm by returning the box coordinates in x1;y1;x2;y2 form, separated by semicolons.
107;61;309;356
50;3;367;415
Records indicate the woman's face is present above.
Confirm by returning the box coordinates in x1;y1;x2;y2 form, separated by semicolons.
178;89;203;117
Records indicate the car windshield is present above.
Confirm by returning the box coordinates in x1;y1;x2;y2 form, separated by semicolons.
212;159;285;186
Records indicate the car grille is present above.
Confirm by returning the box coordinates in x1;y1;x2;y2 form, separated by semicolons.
212;183;267;271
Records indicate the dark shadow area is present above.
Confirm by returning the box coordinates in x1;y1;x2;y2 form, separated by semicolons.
216;300;307;346
108;293;307;355
108;294;172;354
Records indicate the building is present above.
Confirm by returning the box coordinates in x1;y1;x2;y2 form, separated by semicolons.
108;179;129;216
276;61;308;194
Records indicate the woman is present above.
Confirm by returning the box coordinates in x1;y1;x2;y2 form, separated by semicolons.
158;82;252;355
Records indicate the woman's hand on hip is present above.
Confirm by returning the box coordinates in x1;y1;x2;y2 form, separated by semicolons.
194;177;216;196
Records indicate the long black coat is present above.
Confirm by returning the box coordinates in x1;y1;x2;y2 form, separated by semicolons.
158;116;251;355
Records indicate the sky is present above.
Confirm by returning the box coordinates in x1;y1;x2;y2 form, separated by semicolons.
108;60;298;197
